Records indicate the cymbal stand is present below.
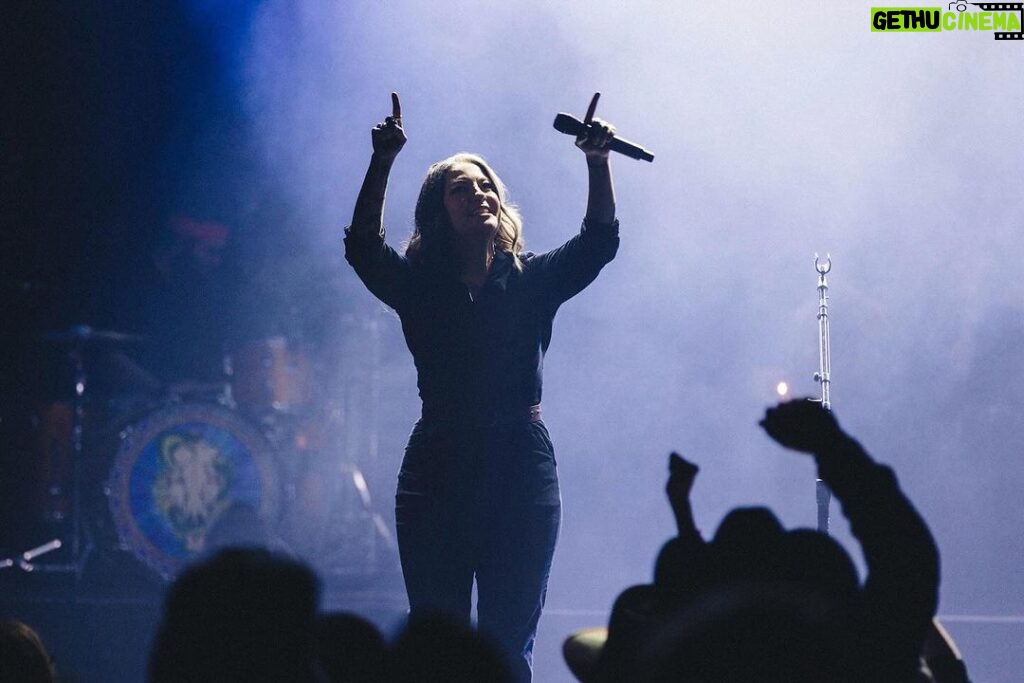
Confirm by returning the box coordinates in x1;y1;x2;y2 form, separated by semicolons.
28;349;94;579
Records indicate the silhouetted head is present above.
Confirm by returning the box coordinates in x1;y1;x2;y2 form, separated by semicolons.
637;583;859;683
148;548;320;683
709;509;859;610
713;507;785;546
776;529;860;609
710;506;787;585
0;620;56;683
387;611;514;683
316;612;385;683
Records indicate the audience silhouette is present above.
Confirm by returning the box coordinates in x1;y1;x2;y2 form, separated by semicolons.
147;549;513;682
0;619;57;683
386;612;513;683
570;399;953;683
316;612;386;683
148;548;322;683
141;400;968;683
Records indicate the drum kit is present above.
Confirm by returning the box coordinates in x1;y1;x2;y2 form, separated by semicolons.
4;324;395;583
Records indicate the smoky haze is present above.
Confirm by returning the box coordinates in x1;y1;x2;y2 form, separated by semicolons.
237;1;1022;679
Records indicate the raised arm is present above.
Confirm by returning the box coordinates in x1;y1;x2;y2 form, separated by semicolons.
519;94;622;307
760;399;940;678
575;92;616;225
345;93;412;311
349;92;407;240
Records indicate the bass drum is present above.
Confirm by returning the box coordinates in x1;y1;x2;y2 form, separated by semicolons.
107;403;279;579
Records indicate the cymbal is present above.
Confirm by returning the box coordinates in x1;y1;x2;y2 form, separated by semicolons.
38;324;147;345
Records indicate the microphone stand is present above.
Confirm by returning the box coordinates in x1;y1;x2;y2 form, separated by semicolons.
813;254;832;533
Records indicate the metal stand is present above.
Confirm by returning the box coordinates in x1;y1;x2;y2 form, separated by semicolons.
29;325;140;578
28;348;95;578
263;315;396;581
0;540;64;572
813;255;833;533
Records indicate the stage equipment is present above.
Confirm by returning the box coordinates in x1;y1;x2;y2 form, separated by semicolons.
281;452;395;580
813;254;832;533
20;320;397;583
231;336;313;416
0;540;63;571
106;403;280;579
29;325;146;577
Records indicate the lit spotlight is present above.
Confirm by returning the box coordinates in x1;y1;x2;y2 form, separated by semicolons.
776;381;789;397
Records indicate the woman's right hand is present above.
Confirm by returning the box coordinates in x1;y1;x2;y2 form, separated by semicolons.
371;92;406;160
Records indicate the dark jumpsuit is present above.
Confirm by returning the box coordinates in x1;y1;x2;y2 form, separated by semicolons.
344;218;619;681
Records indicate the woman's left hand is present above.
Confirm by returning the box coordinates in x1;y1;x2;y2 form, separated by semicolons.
574;92;616;161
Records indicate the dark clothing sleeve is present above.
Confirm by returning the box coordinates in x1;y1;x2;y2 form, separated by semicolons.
816;436;940;681
523;218;620;309
343;225;412;312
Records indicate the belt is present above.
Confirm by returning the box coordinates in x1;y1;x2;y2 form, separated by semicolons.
420;403;542;428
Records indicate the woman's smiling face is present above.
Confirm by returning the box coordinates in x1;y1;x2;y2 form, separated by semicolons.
443;161;501;239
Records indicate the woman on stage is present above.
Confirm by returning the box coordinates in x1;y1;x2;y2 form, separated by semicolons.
344;91;619;682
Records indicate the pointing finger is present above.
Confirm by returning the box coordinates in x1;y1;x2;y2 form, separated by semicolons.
583;92;600;123
391;92;402;120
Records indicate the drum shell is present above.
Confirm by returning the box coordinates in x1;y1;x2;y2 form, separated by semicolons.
231;337;313;415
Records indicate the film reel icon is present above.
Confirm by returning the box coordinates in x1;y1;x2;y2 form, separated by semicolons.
970;2;1024;39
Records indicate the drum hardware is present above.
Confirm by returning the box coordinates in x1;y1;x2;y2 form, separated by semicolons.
327;462;396;574
281;457;396;579
812;254;833;533
333;462;394;550
27;325;147;579
273;381;391;577
36;401;73;524
231;336;314;416
18;325;396;582
164;379;235;408
0;539;63;572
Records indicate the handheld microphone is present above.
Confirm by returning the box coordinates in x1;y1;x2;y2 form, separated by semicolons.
553;113;655;162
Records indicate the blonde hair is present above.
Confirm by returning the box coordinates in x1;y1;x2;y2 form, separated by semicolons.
405;153;524;272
